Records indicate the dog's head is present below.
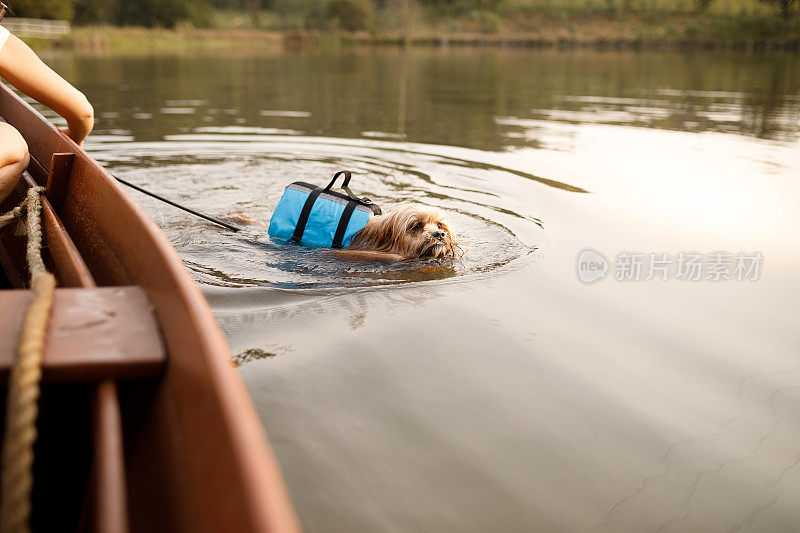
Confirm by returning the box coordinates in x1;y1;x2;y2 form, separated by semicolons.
350;204;457;259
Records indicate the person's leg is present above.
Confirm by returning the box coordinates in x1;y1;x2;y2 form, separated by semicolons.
0;122;29;203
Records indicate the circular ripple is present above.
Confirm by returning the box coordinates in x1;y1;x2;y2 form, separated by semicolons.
88;136;547;288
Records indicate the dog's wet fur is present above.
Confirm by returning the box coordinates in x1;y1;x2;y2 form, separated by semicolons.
348;205;457;259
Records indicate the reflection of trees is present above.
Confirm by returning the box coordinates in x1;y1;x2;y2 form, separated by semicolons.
59;49;800;150
740;55;799;141
397;48;407;136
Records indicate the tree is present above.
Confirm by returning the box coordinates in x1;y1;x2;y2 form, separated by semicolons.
326;0;373;31
73;0;117;24
760;0;797;19
116;0;210;27
73;0;212;26
695;0;713;12
8;0;75;21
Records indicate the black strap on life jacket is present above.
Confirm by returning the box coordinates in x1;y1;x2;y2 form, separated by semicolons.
331;200;359;249
289;186;324;243
290;170;382;246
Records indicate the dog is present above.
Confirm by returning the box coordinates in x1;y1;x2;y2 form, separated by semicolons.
226;204;458;261
347;204;457;260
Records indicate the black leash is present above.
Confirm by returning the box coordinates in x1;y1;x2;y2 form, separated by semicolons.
113;175;241;232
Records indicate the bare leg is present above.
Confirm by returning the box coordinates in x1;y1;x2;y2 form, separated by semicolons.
0;123;29;203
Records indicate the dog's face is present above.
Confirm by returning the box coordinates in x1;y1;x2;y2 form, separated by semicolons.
349;204;457;259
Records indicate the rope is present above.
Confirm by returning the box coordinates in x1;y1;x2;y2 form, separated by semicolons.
0;186;55;533
0;196;29;236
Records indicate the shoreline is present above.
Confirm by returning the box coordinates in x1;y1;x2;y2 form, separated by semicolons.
342;33;800;51
22;26;800;54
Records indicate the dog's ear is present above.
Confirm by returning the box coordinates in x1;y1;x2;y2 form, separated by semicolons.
350;215;395;252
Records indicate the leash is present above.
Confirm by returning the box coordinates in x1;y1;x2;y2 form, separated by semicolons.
113;175;241;232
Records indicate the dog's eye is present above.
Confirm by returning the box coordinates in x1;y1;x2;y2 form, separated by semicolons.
437;222;443;229
409;222;422;231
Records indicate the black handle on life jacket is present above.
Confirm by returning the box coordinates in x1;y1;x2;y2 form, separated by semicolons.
325;170;352;193
325;170;382;215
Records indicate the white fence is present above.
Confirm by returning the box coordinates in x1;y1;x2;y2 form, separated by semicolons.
1;18;71;39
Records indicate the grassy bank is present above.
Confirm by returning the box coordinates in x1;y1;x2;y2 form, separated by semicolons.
343;13;800;49
59;27;284;54
25;15;800;54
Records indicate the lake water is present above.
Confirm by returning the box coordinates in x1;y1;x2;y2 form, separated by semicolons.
40;47;800;531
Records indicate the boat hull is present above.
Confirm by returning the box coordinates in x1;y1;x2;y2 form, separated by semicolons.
0;82;299;532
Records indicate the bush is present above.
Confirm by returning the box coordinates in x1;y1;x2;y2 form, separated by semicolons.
695;0;713;12
116;0;211;28
303;5;329;29
470;9;500;32
730;14;799;37
8;0;75;21
684;18;703;37
73;0;116;24
326;0;373;31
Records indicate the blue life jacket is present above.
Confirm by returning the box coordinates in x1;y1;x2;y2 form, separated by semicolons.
268;171;382;248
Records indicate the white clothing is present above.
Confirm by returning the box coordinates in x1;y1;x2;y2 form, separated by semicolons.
0;26;9;52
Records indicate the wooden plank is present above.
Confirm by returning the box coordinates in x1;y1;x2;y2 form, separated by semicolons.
46;153;76;213
0;287;165;382
24;169;96;288
41;194;97;288
0;171;95;289
86;381;130;533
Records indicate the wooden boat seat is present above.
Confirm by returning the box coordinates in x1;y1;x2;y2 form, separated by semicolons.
0;286;166;383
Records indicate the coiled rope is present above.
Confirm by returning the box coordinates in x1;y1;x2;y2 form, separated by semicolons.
0;186;56;533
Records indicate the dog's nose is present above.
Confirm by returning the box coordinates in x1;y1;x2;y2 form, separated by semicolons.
433;230;445;240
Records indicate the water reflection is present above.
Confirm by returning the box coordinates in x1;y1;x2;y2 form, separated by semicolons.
41;48;800;150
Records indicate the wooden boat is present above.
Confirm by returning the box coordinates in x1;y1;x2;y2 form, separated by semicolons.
0;82;300;532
